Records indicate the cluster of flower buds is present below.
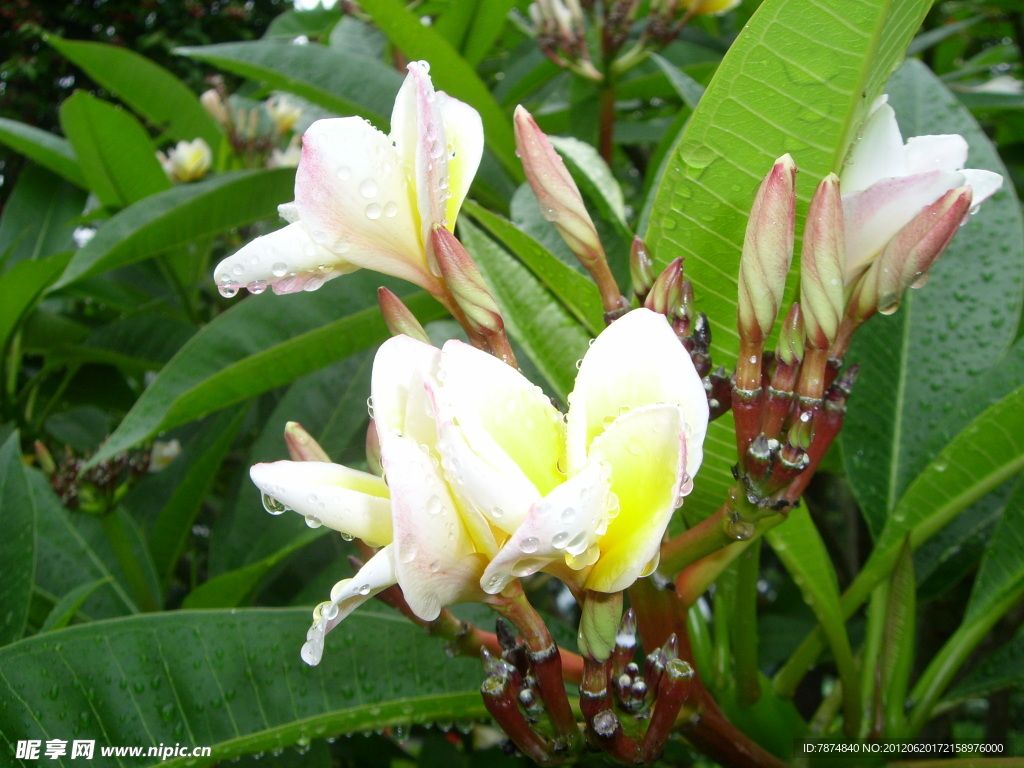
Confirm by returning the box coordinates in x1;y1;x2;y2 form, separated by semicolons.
200;79;303;169
35;440;151;513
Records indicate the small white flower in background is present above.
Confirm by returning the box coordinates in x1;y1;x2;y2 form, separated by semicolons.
267;136;302;169
213;60;483;298
840;95;1002;281
265;94;302;135
157;138;213;183
956;75;1023;95
249;309;708;665
149;440;182;472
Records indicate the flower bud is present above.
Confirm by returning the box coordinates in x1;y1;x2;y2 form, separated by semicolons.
431;225;506;336
377;287;431;344
284;422;331;463
738;155;796;344
873;186;972;315
200;88;231;129
629;236;656;302
776;303;805;366
514;105;605;269
799;174;846;349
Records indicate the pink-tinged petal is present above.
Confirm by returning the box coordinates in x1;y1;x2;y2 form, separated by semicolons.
433;416;540;540
249;461;392;547
480;461;612;595
437;92;484;229
566;308;708;480
960;169;1003;210
381;433;486;621
301;547;398;665
436;340;565;496
294;117;442;293
841;170;964;278
904;134;968;175
370;334;441;446
840;101;908;193
585;405;686;593
213;222;358;297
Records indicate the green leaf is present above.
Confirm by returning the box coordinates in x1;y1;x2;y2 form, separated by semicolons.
433;0;514;67
880;540;915;735
53;169;295;289
59;91;171;209
38;578;112;633
462;200;604;335
459;218;590;400
650;53;706;111
646;0;932;368
356;0;521;179
0;118;85;188
0;609;488;766
133;406;249;583
47;36;222;147
91;276;447;466
55;315;196;373
945;626;1024;703
177;42;403;127
963;477;1024;626
841;60;1024;536
0;166;86;270
766;506;859;731
265;7;342;39
0;253;71;359
0;433;36;646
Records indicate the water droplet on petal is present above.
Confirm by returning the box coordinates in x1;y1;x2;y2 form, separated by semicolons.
427;496;443;515
384;201;398;218
358;583;371;595
552;531;569;549
359;178;378;198
231;263;245;276
337;166;352;181
218;283;239;298
305;515;322;529
520;536;540;554
365;203;382;219
247;280;267;295
261;492;287;515
271;262;288;277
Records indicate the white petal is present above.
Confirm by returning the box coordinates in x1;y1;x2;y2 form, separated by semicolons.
370;334;441;445
904;135;968;175
585;405;687;593
249;461;392;546
381;433;485;620
437;91;484;230
840;102;908;193
301;547;398;665
479;461;611;595
960;169;1003;210
566;308;708;480
213;222;358;296
841;170;964;276
436;340;566;496
294;117;440;292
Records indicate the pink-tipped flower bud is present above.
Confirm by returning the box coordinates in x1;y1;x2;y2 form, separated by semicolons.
284;422;331;463
738;155;797;344
630;236;656;301
431;225;506;336
514;105;606;269
800;174;846;349
377;287;431;344
873;186;973;316
644;258;683;317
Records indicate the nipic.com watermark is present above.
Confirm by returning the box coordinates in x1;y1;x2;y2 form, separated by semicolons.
15;740;212;761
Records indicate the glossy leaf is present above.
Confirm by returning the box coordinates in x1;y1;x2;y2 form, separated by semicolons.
963;477;1024;625
59;91;171;209
53;169;295;289
0;118;85;188
0;254;71;358
178;42;403;127
90;276;447;466
38;578;111;633
434;0;514;67
0;433;35;646
646;0;932;367
0;609;488;766
47;36;222;148
459;218;590;400
945;627;1024;703
0;166;86;270
841;60;1024;536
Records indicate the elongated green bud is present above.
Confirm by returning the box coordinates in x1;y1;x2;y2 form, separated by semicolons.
377;287;430;344
800;174;846;349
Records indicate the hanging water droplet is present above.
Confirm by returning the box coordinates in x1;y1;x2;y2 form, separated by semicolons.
218;283;239;298
261;492;287;515
305;515;322;529
247;280;267;295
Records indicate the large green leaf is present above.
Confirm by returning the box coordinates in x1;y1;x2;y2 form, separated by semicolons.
53;169;295;289
59;91;171;209
0;609;487;767
356;0;520;178
646;0;932;368
0;118;85;188
177;42;403;127
0;254;71;358
944;626;1024;704
460;218;589;400
47;37;222;148
962;477;1024;626
433;0;514;67
0;167;86;270
841;60;1024;536
90;277;447;466
0;433;35;646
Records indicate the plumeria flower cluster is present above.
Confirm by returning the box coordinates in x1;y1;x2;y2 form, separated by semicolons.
157;138;212;183
252;308;708;665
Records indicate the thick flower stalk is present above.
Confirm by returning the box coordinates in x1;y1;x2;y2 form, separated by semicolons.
214;61;483;298
840;95;1002;282
249;309;707;664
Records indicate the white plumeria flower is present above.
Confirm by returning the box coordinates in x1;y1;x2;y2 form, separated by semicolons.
213;60;484;298
840;95;1002;281
158;138;212;183
249;308;708;665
